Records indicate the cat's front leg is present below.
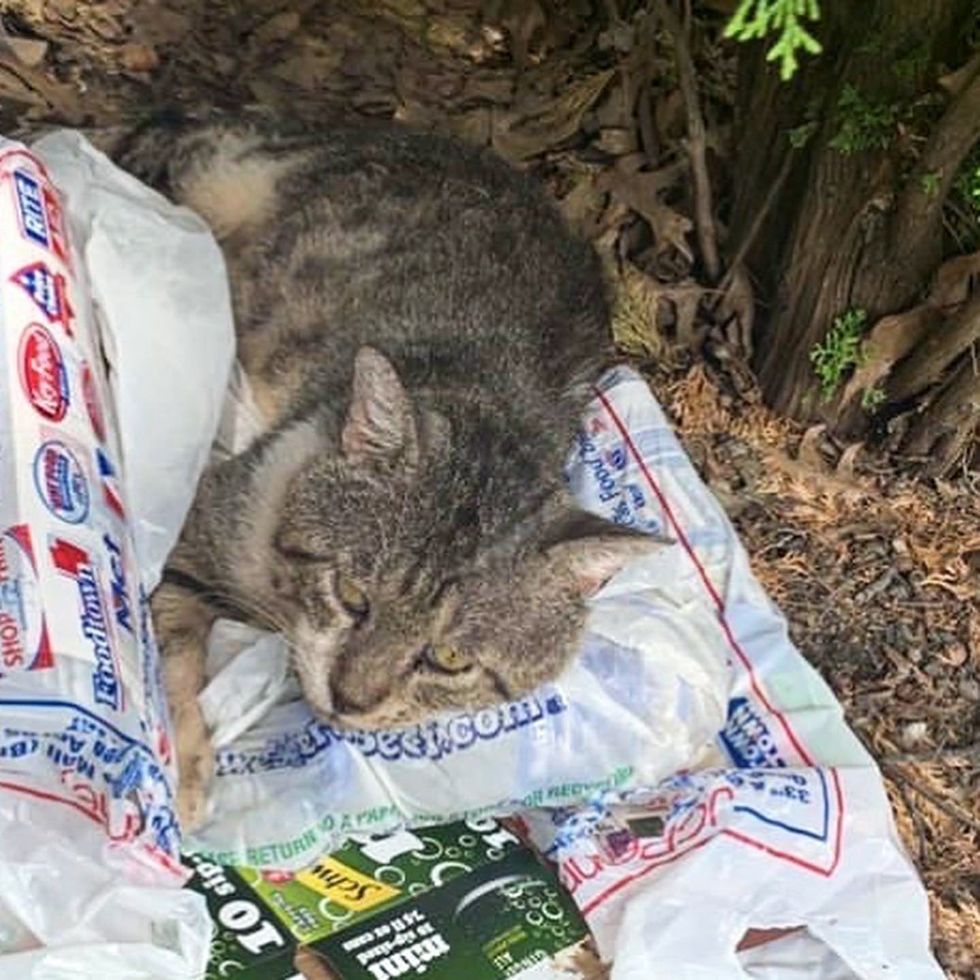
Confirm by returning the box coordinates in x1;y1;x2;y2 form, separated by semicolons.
151;580;218;832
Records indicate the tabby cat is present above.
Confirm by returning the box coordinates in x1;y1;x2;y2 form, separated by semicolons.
118;113;664;827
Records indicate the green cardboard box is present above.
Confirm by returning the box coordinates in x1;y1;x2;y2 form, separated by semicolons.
184;818;593;979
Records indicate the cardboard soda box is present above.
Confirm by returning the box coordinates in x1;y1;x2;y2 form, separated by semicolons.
184;818;595;979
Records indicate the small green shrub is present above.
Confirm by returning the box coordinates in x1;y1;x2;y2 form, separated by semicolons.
954;155;980;216
949;144;980;250
810;308;867;400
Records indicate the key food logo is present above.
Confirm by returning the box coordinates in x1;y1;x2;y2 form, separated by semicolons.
50;537;122;710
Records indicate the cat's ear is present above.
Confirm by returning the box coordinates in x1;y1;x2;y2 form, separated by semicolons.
342;346;419;469
539;510;671;597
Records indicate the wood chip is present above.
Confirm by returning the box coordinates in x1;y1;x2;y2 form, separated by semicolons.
119;43;159;73
2;37;48;68
252;11;302;47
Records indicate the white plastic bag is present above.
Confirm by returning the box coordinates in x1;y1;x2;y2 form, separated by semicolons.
513;369;943;978
31;130;236;592
0;132;232;976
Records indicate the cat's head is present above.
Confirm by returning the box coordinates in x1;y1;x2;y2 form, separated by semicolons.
239;346;666;730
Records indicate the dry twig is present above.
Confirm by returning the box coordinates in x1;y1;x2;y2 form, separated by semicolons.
884;762;980;837
715;150;793;299
880;743;980;764
654;0;720;282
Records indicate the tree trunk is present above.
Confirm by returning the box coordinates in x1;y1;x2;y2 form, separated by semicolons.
728;0;976;428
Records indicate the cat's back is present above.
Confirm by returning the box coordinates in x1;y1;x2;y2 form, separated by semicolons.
124;115;611;415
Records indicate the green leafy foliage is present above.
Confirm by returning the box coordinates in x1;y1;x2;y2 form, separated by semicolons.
920;171;941;197
891;44;930;86
954;154;980;217
809;308;867;400
828;84;898;154
723;0;822;81
860;384;886;412
948;144;980;250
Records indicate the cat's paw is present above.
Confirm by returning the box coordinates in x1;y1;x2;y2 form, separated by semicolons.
176;752;213;832
173;702;214;833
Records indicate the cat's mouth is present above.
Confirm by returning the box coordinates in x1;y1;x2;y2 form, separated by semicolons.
286;620;417;730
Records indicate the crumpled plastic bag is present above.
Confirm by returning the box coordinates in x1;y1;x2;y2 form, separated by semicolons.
0;131;231;975
512;370;944;979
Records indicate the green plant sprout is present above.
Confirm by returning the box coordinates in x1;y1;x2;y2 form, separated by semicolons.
809;307;867;400
723;0;822;81
954;155;980;217
920;171;941;197
860;384;886;412
829;84;898;154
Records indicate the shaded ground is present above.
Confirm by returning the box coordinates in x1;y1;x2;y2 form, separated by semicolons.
1;1;976;975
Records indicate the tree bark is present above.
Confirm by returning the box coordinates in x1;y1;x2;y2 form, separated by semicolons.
729;0;975;423
902;357;980;475
888;292;980;402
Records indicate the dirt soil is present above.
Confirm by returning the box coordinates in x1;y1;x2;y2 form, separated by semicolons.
1;1;976;975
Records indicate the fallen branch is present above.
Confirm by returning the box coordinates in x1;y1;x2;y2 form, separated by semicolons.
635;13;661;165
891;777;929;863
655;0;721;282
637;76;659;163
881;742;980;764
715;149;793;298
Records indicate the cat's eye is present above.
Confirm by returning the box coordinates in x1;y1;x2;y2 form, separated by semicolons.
335;574;370;622
424;643;473;674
